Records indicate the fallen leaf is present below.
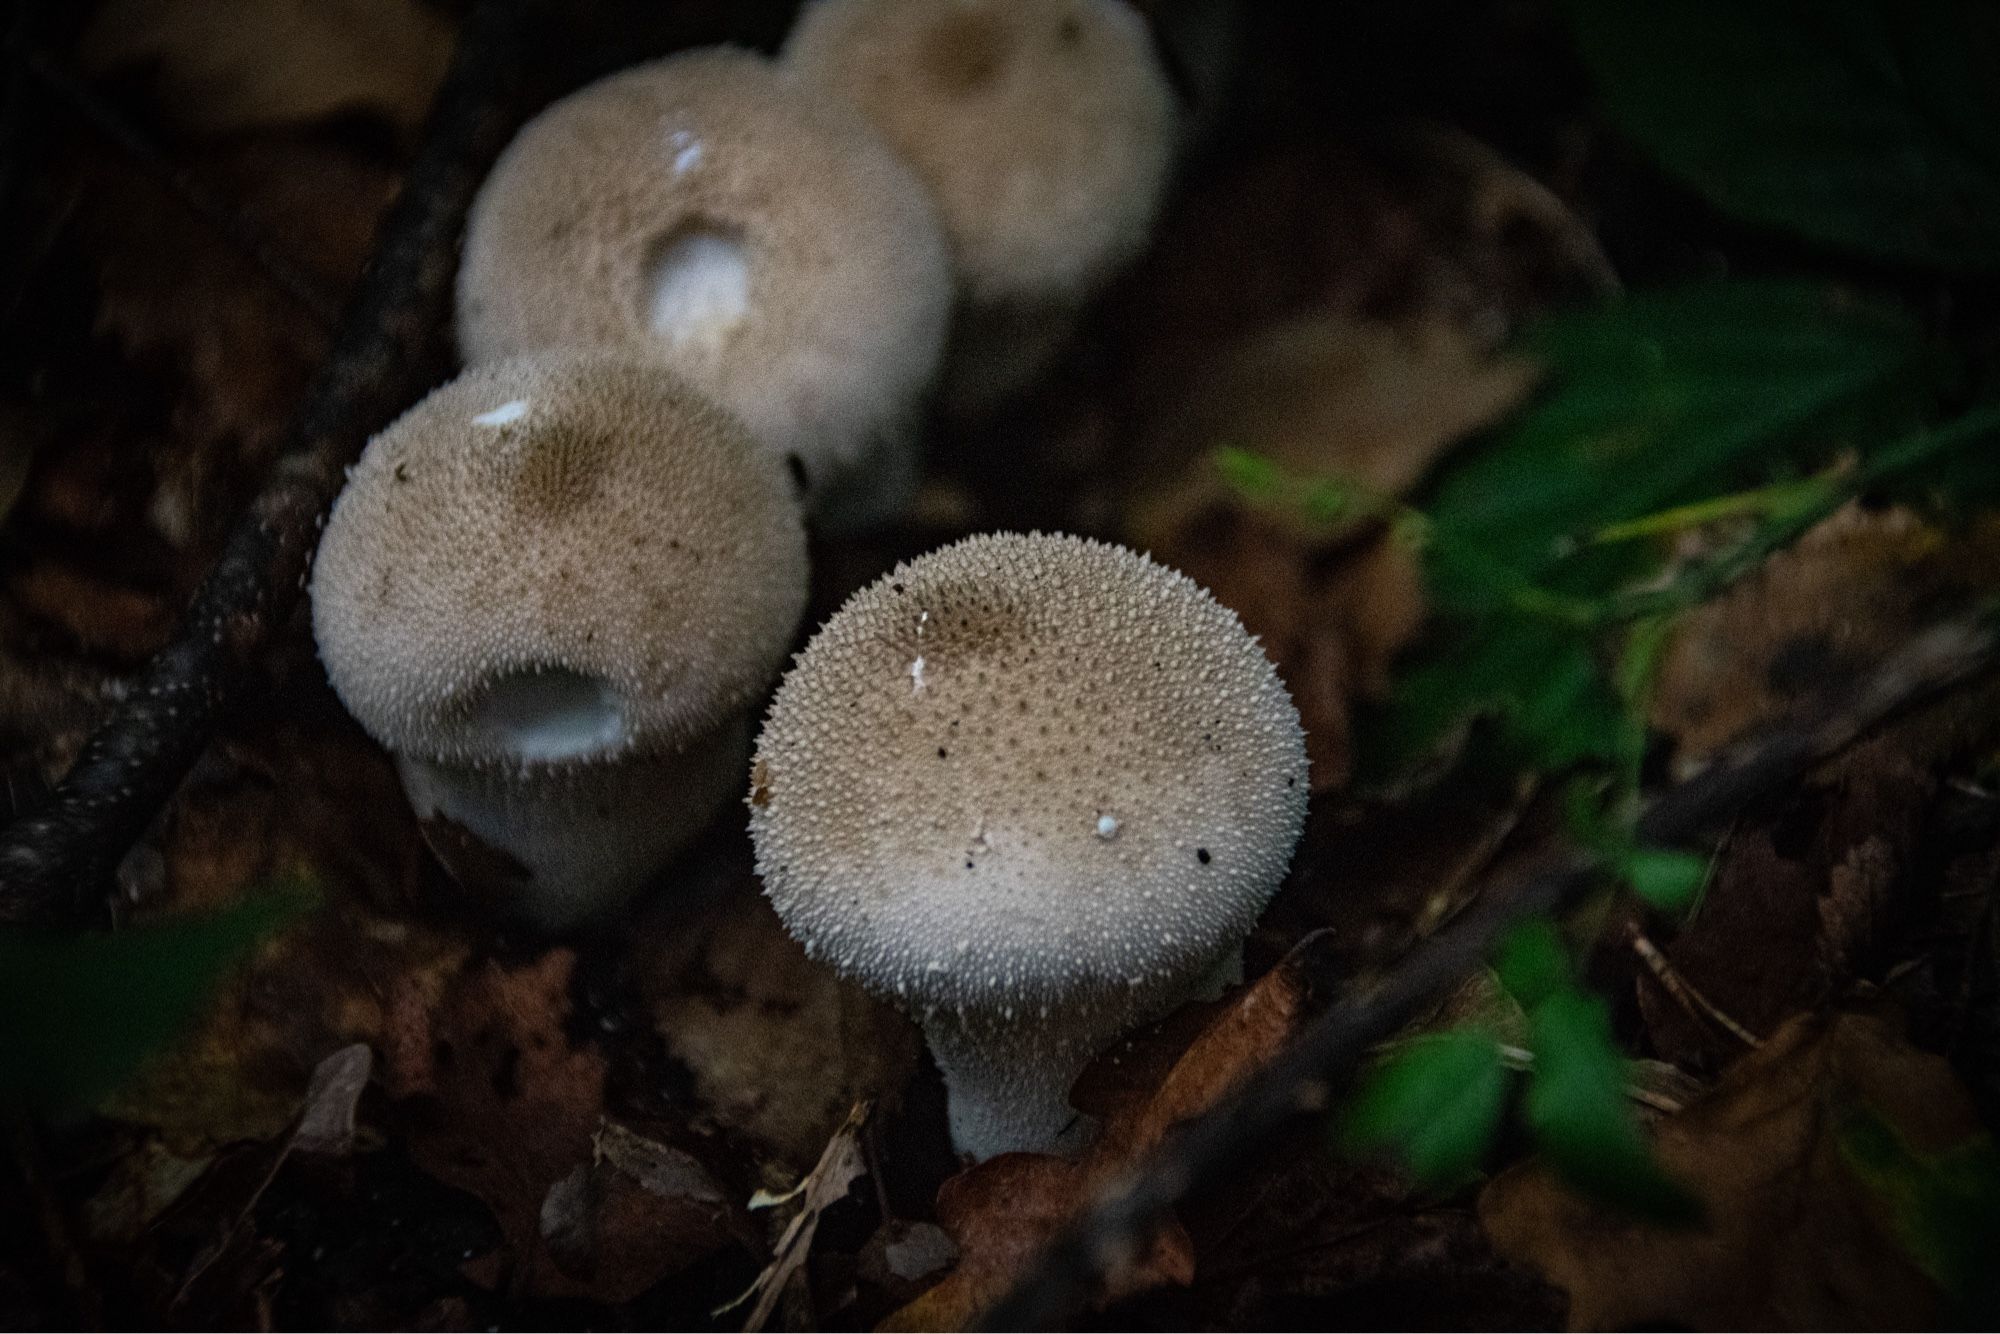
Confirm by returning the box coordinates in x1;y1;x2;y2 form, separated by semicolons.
645;889;921;1182
1481;1010;1986;1330
1652;505;2000;774
80;0;455;137
292;1043;372;1159
884;936;1337;1329
381;949;608;1296
80;1136;215;1246
728;1101;872;1333
535;1119;743;1305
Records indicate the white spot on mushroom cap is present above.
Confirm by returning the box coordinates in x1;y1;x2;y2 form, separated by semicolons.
667;127;705;175
1094;813;1119;839
472;398;530;427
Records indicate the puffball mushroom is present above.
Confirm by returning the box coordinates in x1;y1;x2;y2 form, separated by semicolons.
456;48;952;528
784;0;1181;413
748;533;1307;1158
311;353;808;928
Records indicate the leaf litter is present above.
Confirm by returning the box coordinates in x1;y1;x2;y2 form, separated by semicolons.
5;3;2000;1330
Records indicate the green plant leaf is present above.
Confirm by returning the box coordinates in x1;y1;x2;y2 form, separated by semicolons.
1525;990;1701;1222
1564;0;2000;271
1344;1029;1510;1188
1842;1112;2000;1324
0;886;313;1117
1366;613;1640;777
1425;281;1929;577
1622;847;1709;915
1494;921;1572;1010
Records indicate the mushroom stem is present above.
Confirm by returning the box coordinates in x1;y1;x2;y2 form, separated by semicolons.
922;1006;1108;1161
400;715;749;928
925;940;1247;1159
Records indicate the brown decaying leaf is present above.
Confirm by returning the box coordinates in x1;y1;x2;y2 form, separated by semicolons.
730;1101;873;1333
378;947;728;1302
381;948;602;1179
1481;1010;1985;1330
881;937;1332;1330
645;890;922;1183
536;1120;745;1306
1638;508;2000;1071
79;0;455;138
1652;505;2000;774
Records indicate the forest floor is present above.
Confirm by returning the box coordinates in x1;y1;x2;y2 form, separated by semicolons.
2;1;1997;1329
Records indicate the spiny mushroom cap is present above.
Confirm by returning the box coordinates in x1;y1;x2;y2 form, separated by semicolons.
311;353;807;771
750;533;1307;1020
455;47;952;500
784;0;1179;305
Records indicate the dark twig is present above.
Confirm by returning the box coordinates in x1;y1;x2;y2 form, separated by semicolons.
976;607;2000;1330
0;0;548;924
11;46;344;328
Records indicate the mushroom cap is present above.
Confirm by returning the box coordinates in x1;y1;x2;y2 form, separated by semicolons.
749;532;1307;1019
784;0;1180;305
455;47;952;506
311;352;808;770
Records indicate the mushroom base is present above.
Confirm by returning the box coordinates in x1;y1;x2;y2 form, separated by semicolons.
399;715;750;929
921;944;1246;1162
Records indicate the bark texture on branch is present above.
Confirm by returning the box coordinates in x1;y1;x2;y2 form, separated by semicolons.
974;608;2000;1330
0;0;798;924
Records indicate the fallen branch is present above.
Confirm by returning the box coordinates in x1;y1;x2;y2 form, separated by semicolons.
975;608;2000;1330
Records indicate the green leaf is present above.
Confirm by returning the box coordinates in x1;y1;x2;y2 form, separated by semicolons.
1494;921;1571;1009
1622;847;1709;915
1842;1113;2000;1324
1425;281;1929;577
1526;991;1701;1223
1367;613;1641;777
0;886;313;1116
1564;0;2000;271
1344;1030;1511;1187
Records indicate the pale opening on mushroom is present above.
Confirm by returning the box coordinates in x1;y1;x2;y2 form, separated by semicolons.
642;222;752;351
470;667;626;763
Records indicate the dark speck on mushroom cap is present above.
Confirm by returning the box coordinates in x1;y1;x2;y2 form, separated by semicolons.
311;352;807;769
750;532;1307;1015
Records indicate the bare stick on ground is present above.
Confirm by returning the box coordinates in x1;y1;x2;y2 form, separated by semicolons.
975;608;2000;1331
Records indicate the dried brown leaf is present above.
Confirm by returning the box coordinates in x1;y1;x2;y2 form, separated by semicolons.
534;1120;742;1305
1481;1011;1983;1330
884;938;1330;1329
80;0;454;137
646;891;921;1181
382;949;610;1295
732;1101;873;1332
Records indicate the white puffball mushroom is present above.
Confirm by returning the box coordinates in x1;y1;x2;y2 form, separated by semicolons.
456;47;953;529
311;353;808;928
748;532;1307;1159
783;0;1181;414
